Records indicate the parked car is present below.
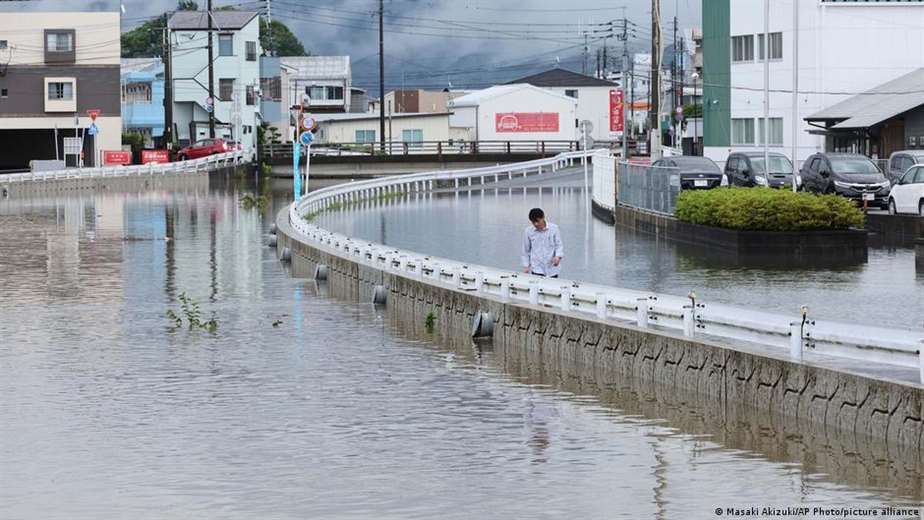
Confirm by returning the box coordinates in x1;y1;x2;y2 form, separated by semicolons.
800;152;891;209
724;151;794;189
886;150;924;184
651;156;724;190
887;164;924;216
176;138;229;161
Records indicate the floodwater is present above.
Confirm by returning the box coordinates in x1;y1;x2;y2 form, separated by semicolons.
317;170;924;330
1;172;922;519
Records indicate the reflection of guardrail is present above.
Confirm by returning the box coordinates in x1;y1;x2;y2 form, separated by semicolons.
264;140;582;159
617;160;680;215
286;151;924;383
0;151;246;184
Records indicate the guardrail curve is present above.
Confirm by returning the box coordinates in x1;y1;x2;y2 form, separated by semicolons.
286;151;924;383
0;150;247;185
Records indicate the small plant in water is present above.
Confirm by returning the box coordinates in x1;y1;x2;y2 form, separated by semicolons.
425;311;436;332
166;292;219;333
240;193;269;210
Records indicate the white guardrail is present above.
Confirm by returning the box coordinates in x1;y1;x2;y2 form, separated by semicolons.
288;151;924;384
0;150;246;184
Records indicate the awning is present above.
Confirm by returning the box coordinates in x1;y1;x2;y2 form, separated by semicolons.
805;68;924;129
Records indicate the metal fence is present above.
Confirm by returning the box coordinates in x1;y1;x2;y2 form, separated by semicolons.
616;161;680;215
0;151;246;185
286;151;924;383
263;140;582;159
591;150;616;211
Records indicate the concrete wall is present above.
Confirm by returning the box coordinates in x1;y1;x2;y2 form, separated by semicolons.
276;208;924;453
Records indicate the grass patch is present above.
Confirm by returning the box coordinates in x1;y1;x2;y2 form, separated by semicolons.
674;188;864;232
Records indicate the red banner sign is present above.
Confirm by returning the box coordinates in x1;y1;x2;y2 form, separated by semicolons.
609;90;625;134
141;150;170;164
495;112;559;133
103;150;132;166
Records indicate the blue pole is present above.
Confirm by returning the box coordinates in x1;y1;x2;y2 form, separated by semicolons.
293;140;302;201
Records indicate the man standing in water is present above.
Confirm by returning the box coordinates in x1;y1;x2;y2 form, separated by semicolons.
521;208;563;278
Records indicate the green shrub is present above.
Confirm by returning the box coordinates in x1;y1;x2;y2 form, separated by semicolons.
674;188;865;231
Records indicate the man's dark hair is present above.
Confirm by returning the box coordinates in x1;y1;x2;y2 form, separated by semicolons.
528;208;545;222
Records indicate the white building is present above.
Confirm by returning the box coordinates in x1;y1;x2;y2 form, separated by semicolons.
703;0;924;164
313;112;464;146
168;11;261;155
505;68;622;142
277;56;352;141
0;12;121;169
449;84;578;143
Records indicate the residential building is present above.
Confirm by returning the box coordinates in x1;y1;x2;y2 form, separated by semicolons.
121;58;165;148
449;84;578;142
312;112;463;145
382;89;469;115
279;56;352;140
168;11;261;155
259;56;284;135
703;0;924;165
505;68;618;142
349;87;368;114
0;12;121;170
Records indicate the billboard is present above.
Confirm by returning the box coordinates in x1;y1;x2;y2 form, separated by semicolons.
141;150;170;164
609;90;625;134
495;112;559;133
103;150;132;166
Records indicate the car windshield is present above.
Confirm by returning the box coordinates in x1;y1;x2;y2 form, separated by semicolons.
751;156;792;174
675;157;720;173
830;157;880;174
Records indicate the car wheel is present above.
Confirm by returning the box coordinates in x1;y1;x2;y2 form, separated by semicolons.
888;198;897;215
919;200;924;217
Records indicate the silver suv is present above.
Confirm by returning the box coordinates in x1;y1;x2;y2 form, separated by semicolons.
886;150;924;184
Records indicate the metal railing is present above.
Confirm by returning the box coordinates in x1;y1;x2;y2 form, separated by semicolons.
0;151;247;185
286;152;924;383
617;160;681;215
591;149;616;211
263;140;582;159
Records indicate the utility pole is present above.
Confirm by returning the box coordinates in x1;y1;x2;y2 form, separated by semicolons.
163;22;174;149
792;0;800;192
602;38;608;78
763;0;770;179
650;0;662;160
266;0;273;56
207;0;215;138
378;0;385;153
622;18;630;159
596;49;601;78
582;32;589;75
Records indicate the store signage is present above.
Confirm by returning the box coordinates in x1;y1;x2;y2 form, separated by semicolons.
103;150;132;165
495;112;559;133
141;150;170;164
609;90;625;134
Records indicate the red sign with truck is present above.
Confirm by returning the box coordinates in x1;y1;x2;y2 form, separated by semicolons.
141;150;170;164
494;112;559;133
609;90;625;133
103;150;132;166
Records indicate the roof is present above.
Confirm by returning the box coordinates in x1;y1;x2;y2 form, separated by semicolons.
451;84;576;108
505;68;617;87
121;58;163;74
806;68;924;129
315;112;451;123
169;11;259;30
281;56;351;79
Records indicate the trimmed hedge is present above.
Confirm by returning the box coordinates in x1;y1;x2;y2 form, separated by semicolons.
674;188;865;231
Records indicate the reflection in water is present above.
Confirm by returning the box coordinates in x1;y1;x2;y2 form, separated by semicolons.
0;173;921;518
318;183;924;329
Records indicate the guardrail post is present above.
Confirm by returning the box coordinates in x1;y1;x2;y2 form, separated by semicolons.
454;178;459;189
500;279;510;302
560;286;571;311
790;322;804;361
919;341;924;384
682;305;695;337
595;293;607;319
636;298;649;328
474;271;484;292
529;283;539;305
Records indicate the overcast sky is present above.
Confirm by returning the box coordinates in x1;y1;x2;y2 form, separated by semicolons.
8;0;702;93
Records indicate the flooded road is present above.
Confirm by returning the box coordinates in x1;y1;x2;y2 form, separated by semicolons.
1;173;921;518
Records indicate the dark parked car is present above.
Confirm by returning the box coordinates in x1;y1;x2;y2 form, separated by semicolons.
800;152;891;209
724;151;794;189
176;138;229;161
886;150;924;184
651;156;724;190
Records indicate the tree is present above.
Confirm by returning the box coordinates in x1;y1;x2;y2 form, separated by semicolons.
121;1;199;58
261;18;308;57
178;0;198;10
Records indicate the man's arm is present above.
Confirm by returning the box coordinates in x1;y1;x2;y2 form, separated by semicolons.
521;229;531;273
552;226;564;266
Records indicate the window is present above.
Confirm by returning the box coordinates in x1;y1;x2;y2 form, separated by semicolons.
758;32;783;60
121;82;152;103
246;41;257;61
731;35;754;63
565;89;579;99
0;40;7;50
326;86;344;101
218;34;233;56
246;85;255;106
48;81;73;100
731;118;754;145
307;85;325;100
757;117;783;145
261;77;281;101
46;31;73;52
915;168;924;184
0;88;7;99
355;130;376;143
219;78;234;101
402;129;423;147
